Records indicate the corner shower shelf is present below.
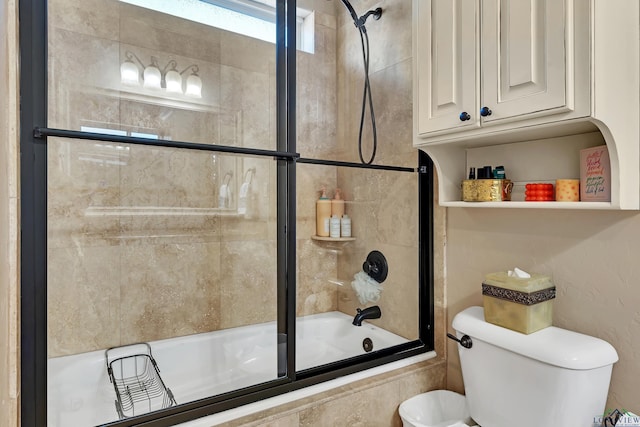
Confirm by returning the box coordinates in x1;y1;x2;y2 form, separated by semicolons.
106;342;176;419
311;235;356;242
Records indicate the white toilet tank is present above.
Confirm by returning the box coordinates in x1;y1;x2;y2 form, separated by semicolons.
452;307;618;427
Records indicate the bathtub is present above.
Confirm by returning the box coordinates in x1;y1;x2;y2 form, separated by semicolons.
47;311;415;426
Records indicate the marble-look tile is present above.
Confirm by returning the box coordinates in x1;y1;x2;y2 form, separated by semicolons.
119;9;221;65
298;19;337;85
44;0;425;375
119;242;221;344
220;65;274;151
117;91;222;145
47;137;122;249
220;217;270;242
432;170;447;359
47;245;122;357
118;2;221;45
335;167;419;340
118;144;217;209
375;172;418;247
367;59;414;164
219;240;278;329
296;80;338;160
2;2;19;417
298;362;445;427
314;10;337;31
338;242;419;341
49;0;120;41
0;196;19;400
230;359;445;427
48;27;121;94
367;0;413;75
296;239;338;316
220;31;275;75
51;91;122;132
335;168;419;246
250;413;300;427
7;198;19;398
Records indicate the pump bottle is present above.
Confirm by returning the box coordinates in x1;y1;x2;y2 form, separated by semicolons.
316;187;331;237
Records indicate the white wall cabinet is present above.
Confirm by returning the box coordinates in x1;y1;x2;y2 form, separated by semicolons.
417;0;573;136
481;0;568;124
413;0;640;210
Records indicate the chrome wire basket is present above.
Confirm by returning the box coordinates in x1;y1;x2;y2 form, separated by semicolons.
105;342;176;419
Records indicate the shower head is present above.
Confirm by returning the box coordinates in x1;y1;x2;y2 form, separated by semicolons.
336;0;382;30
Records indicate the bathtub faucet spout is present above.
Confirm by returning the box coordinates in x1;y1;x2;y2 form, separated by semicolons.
352;306;381;326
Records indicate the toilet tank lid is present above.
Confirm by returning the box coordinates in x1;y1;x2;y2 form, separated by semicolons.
452;307;618;370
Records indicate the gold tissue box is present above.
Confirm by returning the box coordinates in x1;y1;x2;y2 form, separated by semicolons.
482;271;555;334
462;179;513;202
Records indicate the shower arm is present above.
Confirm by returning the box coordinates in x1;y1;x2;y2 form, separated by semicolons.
339;0;382;30
357;8;382;29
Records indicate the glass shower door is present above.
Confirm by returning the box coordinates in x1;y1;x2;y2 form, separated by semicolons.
295;162;420;372
45;0;283;424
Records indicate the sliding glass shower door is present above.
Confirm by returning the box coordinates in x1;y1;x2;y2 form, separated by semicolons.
46;0;283;424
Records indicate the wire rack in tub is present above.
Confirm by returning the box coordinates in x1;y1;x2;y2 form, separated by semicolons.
105;342;177;419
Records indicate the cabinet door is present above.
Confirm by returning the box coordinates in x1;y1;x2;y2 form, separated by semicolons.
481;0;569;123
415;0;478;135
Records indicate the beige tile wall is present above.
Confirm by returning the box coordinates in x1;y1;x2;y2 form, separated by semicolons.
334;0;420;340
0;0;20;424
45;0;338;356
228;359;446;427
47;0;428;359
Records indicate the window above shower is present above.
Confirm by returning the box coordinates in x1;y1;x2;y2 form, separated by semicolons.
119;0;316;53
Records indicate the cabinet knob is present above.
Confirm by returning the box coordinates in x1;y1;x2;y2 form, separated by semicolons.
480;106;492;117
459;112;471;121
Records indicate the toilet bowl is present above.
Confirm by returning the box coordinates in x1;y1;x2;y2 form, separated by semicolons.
400;307;618;427
399;390;476;427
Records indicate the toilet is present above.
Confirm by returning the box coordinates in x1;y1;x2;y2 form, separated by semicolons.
400;306;618;427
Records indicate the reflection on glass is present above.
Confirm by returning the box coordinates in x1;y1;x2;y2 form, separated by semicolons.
48;0;277;151
295;163;419;371
46;140;278;425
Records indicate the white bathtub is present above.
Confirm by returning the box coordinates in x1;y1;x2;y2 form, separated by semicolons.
47;311;413;426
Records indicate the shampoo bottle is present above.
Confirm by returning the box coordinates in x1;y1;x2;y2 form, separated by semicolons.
316;187;331;237
330;215;341;238
331;188;345;217
340;214;351;237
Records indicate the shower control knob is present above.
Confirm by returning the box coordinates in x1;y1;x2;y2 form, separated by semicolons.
447;332;473;349
459;112;471;121
480;106;492;117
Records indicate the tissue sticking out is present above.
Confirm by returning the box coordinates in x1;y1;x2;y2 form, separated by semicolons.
508;267;531;278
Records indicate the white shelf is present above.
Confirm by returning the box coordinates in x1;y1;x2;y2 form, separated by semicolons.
440;201;613;210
